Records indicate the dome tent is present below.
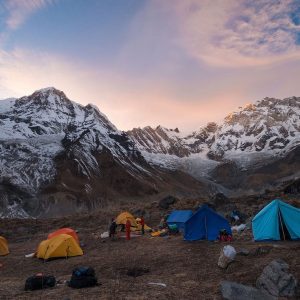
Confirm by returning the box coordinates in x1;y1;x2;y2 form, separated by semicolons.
184;205;231;241
115;212;137;227
0;236;9;256
167;210;193;231
48;228;79;244
252;199;300;241
37;234;83;260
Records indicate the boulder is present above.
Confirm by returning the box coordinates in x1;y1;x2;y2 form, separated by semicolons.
220;281;275;300
158;196;177;209
218;246;236;269
210;193;228;206
250;246;272;256
256;259;297;297
237;248;250;256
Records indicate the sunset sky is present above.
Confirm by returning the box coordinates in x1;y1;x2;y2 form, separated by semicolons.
1;0;300;132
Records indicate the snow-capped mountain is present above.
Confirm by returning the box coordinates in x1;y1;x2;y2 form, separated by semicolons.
128;97;300;166
0;89;299;218
0;88;167;217
128;97;300;195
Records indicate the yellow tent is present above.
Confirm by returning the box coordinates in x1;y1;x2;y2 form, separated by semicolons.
115;212;152;232
36;234;83;260
116;212;138;227
0;236;9;256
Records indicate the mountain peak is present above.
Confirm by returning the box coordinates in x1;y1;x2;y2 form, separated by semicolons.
31;87;67;99
34;87;61;94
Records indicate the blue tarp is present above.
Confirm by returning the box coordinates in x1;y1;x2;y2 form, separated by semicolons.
167;210;193;231
184;205;231;241
252;199;300;241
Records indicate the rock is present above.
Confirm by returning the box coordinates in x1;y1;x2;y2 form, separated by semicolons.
218;246;236;269
237;248;250;256
220;281;275;300
250;246;272;256
210;193;228;206
158;196;177;209
256;259;298;297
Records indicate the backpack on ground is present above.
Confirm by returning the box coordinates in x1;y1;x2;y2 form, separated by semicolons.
25;274;56;291
68;267;98;289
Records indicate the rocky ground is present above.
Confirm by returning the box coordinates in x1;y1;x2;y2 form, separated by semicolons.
0;195;299;300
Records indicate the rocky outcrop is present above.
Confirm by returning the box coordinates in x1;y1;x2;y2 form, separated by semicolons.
220;281;275;300
256;259;298;298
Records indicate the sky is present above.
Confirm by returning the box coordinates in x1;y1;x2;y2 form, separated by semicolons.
0;0;300;132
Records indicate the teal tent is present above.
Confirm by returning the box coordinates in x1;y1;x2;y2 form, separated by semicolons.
252;199;300;241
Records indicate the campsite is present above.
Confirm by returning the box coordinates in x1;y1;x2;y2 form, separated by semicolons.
0;194;300;299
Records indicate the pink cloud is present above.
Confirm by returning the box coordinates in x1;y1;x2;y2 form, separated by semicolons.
3;0;56;30
169;0;300;67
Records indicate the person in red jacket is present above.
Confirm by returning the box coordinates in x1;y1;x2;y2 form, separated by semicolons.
125;219;131;240
140;216;145;235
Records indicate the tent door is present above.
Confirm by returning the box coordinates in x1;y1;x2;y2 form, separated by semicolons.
278;210;291;241
204;216;207;240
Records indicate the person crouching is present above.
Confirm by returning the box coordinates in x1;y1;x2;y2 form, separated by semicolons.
109;218;117;240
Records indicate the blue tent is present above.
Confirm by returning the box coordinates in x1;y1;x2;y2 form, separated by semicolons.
252;199;300;241
166;210;193;231
184;205;231;241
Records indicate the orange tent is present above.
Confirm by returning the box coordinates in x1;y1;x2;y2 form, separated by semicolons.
0;236;9;256
48;228;79;244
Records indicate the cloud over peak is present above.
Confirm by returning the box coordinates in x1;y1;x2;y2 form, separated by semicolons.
172;0;300;67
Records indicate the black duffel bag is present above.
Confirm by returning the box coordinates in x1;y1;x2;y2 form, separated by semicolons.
68;267;98;289
25;274;56;291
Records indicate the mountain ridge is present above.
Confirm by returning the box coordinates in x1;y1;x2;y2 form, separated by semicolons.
0;88;299;218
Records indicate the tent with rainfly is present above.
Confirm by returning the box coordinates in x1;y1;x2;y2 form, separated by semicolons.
167;210;193;231
36;234;83;260
0;236;9;256
48;228;79;244
116;212;138;228
184;205;231;241
252;199;300;241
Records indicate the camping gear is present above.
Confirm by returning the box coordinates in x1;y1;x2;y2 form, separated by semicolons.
36;234;83;260
168;223;179;234
68;267;98;289
0;236;9;256
218;245;236;269
24;274;56;291
151;231;162;237
166;210;193;232
148;282;167;287
218;229;233;242
48;228;79;244
184;205;232;241
25;253;35;258
231;224;246;233
100;232;109;239
252;199;300;241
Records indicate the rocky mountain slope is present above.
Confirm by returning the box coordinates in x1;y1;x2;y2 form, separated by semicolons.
0;89;299;217
128;97;300;194
129;97;299;160
0;88;209;218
